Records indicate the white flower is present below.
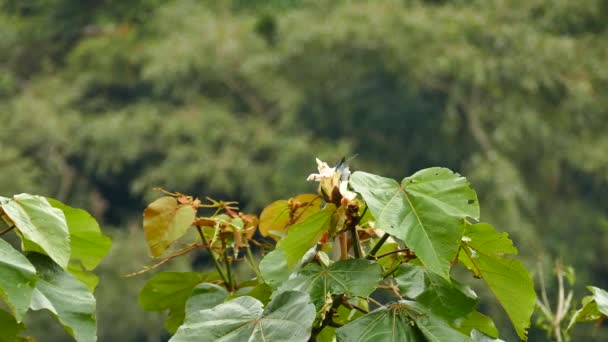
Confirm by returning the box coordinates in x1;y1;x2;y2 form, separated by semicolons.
306;158;336;181
461;236;472;243
339;180;357;201
307;158;357;201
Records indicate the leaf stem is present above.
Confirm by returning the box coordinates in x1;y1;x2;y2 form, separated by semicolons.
366;233;390;259
197;226;229;289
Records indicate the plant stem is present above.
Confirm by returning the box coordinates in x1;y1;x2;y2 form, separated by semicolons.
375;248;411;260
366;233;390;259
221;237;235;291
244;239;264;282
368;297;383;308
339;232;348;260
350;303;368;314
197;226;229;289
0;224;15;237
350;225;362;258
383;264;402;278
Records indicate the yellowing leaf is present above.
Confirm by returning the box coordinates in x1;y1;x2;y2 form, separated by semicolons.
143;196;196;257
259;194;321;239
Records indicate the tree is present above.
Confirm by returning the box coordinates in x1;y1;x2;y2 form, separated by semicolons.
136;159;537;341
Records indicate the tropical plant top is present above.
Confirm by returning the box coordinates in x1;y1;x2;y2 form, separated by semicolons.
137;158;538;342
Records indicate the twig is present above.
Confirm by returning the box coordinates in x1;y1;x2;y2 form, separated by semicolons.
123;244;202;277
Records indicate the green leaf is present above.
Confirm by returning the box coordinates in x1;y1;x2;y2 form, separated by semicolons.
259;194;322;238
567;286;608;331
336;300;471;342
184;283;228;316
143;196;196;257
278;259;383;311
458;311;499;338
138;271;220;333
259;249;291;288
171;291;316;342
350;169;478;279
67;262;99;292
470;330;505;342
459;223;535;340
47;198;112;270
237;282;272;305
0;307;26;342
28;253;97;342
1;194;70;268
588;286;608;316
0;238;37;321
317;327;337;342
277;204;336;267
394;263;477;324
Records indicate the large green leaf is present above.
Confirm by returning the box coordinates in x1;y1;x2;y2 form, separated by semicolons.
143;196;196;257
139;271;220;333
170;291;316;342
459;223;535;340
1;194;70;268
259;249;291;288
0;308;26;342
67;262;99;292
394;263;477;324
259;194;322;238
350;169;478;279
278;259;382;310
0;238;37;321
28;253;97;342
47;198;111;270
567;286;608;331
184;283;228;316
277;204;336;267
336;300;471;342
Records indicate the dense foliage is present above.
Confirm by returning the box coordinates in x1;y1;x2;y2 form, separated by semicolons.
1;0;607;340
0;194;111;341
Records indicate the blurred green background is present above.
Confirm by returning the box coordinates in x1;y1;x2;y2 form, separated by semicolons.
1;0;607;340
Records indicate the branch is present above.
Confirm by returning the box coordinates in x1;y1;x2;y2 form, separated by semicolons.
123;244;202;277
